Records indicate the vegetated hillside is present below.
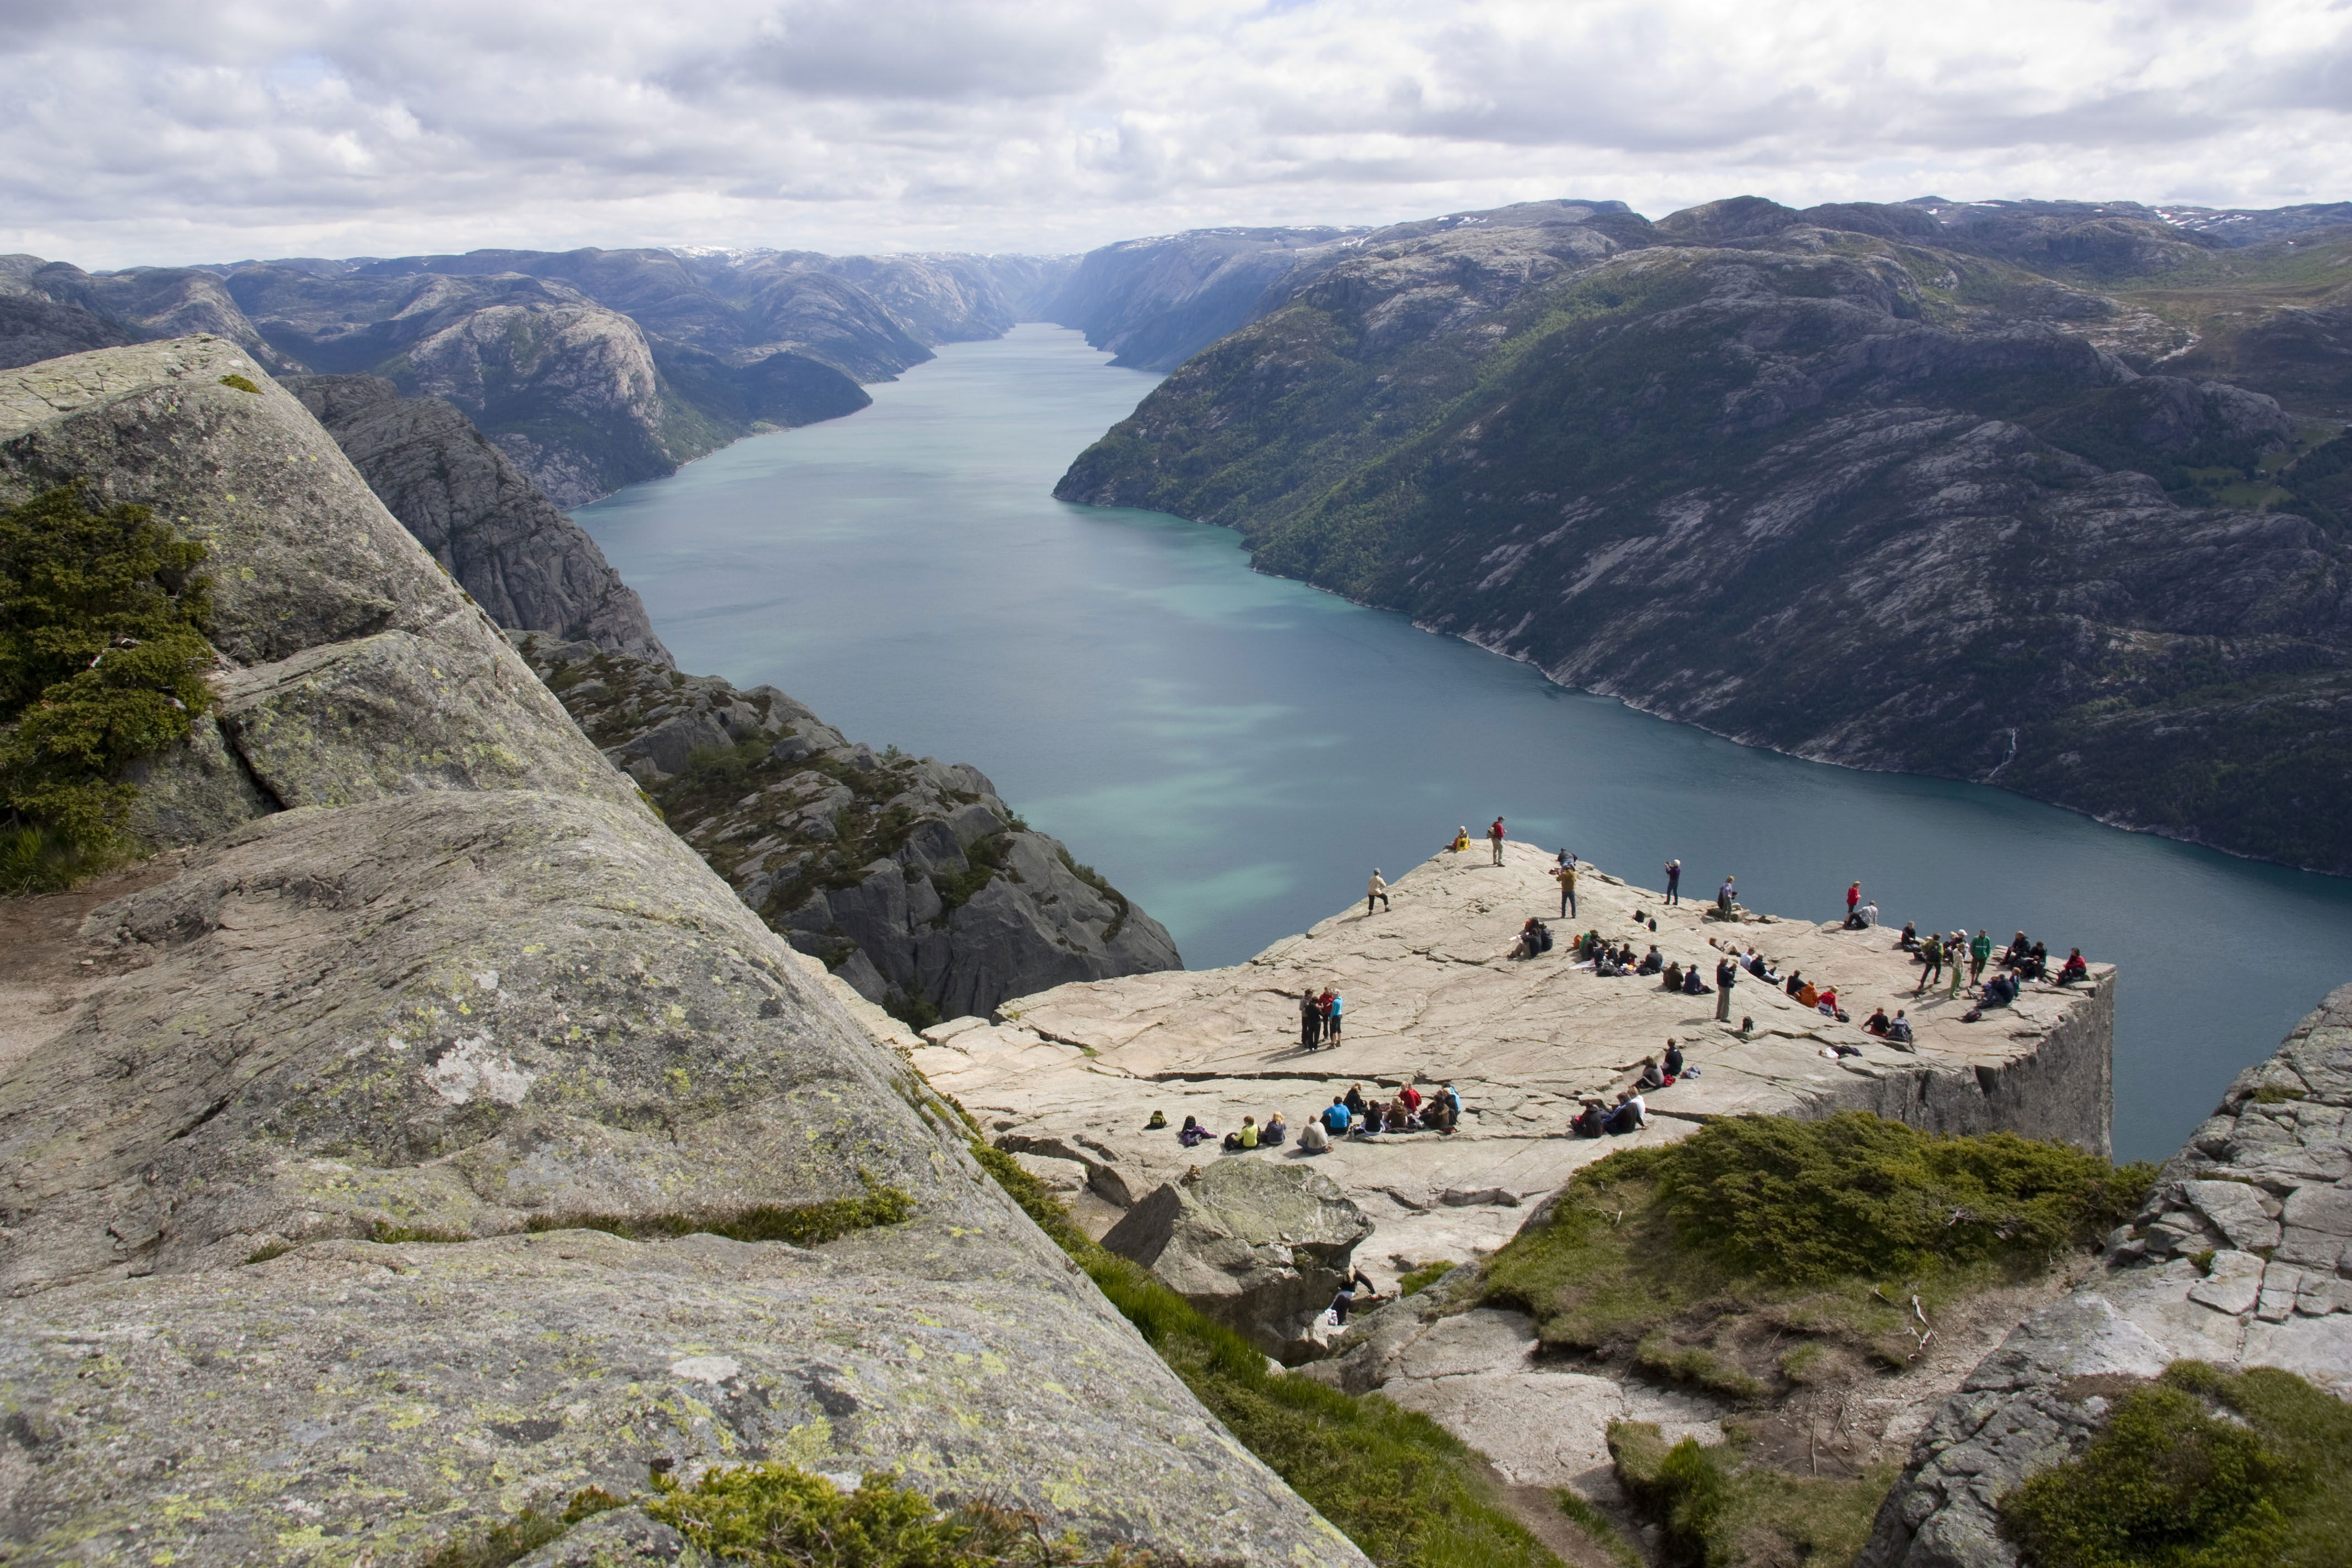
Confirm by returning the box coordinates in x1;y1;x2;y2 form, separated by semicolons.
1057;195;2352;875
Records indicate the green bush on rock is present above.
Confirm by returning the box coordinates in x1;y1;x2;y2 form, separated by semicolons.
1999;1361;2352;1568
649;1463;1139;1566
0;480;215;889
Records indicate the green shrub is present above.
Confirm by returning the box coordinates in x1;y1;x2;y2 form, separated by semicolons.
965;1138;1559;1568
1999;1361;2352;1568
648;1464;1126;1566
1610;1422;1894;1568
1397;1260;1459;1297
216;373;262;395
420;1487;625;1568
0;480;215;884
522;1180;914;1248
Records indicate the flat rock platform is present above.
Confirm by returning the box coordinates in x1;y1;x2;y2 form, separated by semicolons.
911;843;2113;1279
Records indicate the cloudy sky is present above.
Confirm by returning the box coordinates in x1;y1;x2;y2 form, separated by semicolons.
4;0;2347;268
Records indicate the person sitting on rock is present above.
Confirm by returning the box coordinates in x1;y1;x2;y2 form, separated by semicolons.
1299;1115;1330;1152
1784;968;1806;997
1517;917;1545;959
1816;986;1839;1018
1330;1267;1381;1325
1222;1115;1259;1151
1322;1097;1353;1139
2057;948;2089;984
1178;1115;1212;1148
1797;979;1821;1009
1897;921;1920;951
1981;973;2019;1008
1398;1082;1424;1117
1637;1055;1666;1091
1863;1008;1892;1037
1662;960;1684;992
1638;945;1664;975
1663;1040;1685;1078
1886;1010;1915;1046
1438;1082;1464;1129
2002;932;2030;970
1261;1111;1288;1146
1450;826;1471;853
1383;1099;1413;1134
1572;1098;1608;1138
1681;964;1711;996
2024;941;2049;980
1344;1083;1369;1121
1147;1109;1167;1129
1605;1091;1646;1135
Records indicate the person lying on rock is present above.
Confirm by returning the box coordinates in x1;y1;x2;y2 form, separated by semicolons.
1261;1111;1288;1146
2057;948;2089;984
1178;1114;1212;1148
1222;1115;1260;1151
1147;1109;1167;1129
1572;1098;1608;1137
1330;1267;1381;1325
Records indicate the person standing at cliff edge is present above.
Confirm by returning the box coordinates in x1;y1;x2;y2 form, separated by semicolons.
1847;882;1862;925
1554;859;1577;919
1717;875;1736;917
1664;858;1682;905
1367;869;1390;915
1488;818;1506;865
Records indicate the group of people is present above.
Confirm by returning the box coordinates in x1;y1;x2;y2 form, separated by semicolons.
1156;1080;1466;1154
1298;986;1345;1049
1571;1040;1691;1137
1891;921;2091;1017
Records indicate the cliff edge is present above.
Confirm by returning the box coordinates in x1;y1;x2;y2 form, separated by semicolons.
0;338;1362;1565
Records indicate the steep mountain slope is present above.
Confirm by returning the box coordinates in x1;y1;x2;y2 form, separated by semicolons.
286;373;670;658
518;636;1180;1021
0;336;1357;1565
1057;201;2352;874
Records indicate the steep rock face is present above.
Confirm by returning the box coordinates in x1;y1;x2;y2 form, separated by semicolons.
286;373;669;658
517;637;1181;1022
807;254;1016;345
1056;208;2352;874
0;257;297;372
1859;983;2352;1568
0;338;1361;1566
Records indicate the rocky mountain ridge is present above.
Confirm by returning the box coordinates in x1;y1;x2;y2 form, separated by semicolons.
0;335;1352;1565
1054;194;2352;874
514;634;1179;1024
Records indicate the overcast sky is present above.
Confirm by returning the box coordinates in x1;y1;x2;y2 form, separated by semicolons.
4;0;2346;269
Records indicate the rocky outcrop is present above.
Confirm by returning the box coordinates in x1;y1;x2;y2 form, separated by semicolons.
1054;196;2352;875
287;373;668;658
1104;1161;1372;1357
0;337;1363;1565
0;263;137;369
1859;983;2352;1568
516;636;1180;1023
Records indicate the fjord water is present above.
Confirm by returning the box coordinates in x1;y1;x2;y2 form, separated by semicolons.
578;324;2352;1161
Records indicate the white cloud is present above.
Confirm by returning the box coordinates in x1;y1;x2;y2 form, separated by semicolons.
2;0;2345;268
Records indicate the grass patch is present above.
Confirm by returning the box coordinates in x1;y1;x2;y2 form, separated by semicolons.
420;1487;625;1568
1;480;216;888
966;1139;1559;1568
1397;1260;1459;1297
648;1464;1135;1566
1554;1489;1642;1568
216;373;262;395
2247;1085;2309;1105
369;1222;475;1245
1999;1360;2352;1568
1610;1422;1896;1568
522;1179;914;1248
1484;1114;2153;1391
243;1239;293;1265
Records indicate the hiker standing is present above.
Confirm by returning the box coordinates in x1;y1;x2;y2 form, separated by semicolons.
1970;929;1992;983
1300;988;1322;1050
1366;869;1390;914
1716;876;1736;917
1714;957;1736;1022
1846;882;1861;925
1488;817;1506;865
1664;858;1681;905
1553;860;1577;919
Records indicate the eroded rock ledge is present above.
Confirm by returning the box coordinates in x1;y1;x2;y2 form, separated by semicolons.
0;339;1361;1566
1858;983;2352;1568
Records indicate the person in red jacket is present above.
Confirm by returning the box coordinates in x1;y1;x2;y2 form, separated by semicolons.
1846;882;1861;925
1488;817;1506;865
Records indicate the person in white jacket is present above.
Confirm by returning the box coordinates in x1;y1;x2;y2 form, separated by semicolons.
1366;869;1390;914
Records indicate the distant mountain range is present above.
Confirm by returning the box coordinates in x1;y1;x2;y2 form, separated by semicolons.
1054;194;2352;875
0;246;1077;505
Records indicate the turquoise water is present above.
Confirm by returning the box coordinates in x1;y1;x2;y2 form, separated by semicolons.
578;324;2352;1162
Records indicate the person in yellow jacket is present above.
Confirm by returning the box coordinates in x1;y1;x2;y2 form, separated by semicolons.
1552;860;1577;919
1449;826;1471;852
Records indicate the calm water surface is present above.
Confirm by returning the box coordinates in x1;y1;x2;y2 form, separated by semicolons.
579;324;2352;1161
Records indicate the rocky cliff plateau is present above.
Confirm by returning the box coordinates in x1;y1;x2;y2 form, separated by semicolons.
1054;195;2352;876
0;337;1357;1566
